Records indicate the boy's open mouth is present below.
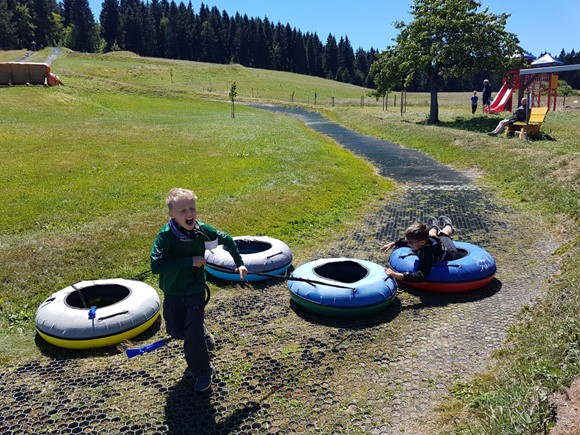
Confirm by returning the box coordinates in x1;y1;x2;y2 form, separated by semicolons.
186;218;194;226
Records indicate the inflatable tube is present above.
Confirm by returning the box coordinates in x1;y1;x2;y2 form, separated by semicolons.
205;236;293;282
388;241;496;293
35;279;161;349
288;258;397;317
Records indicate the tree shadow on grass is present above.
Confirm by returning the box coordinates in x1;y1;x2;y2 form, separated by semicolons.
438;116;503;134
437;117;556;141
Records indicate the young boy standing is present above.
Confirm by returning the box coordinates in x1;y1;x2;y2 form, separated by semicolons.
381;216;463;282
471;91;478;114
151;188;248;392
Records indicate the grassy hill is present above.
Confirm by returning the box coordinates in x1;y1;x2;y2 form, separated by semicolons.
48;49;371;104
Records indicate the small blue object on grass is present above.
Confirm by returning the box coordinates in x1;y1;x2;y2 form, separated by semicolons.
125;338;171;358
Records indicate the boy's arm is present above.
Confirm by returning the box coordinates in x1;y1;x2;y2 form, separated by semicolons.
217;230;244;266
150;232;192;274
401;249;434;282
393;238;409;248
199;222;245;267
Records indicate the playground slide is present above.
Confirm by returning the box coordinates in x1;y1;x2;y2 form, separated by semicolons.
488;83;513;113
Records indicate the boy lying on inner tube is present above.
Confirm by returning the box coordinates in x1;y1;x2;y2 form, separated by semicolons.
380;216;465;282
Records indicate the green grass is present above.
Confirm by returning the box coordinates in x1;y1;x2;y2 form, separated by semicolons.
438;245;580;434
51;49;370;104
0;49;394;362
1;49;579;434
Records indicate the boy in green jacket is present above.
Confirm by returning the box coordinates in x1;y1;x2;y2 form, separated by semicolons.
151;188;248;392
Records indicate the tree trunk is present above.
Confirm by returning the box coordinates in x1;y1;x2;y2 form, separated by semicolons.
429;90;439;124
429;71;440;125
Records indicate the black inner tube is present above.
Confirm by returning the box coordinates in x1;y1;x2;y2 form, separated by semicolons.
313;260;369;284
66;284;130;309
233;239;272;255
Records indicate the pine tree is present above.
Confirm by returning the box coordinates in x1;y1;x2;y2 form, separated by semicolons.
291;29;308;74
226;13;238;63
121;0;145;53
338;36;355;81
32;0;58;47
149;0;165;57
237;14;252;66
323;33;338;79
354;47;370;86
0;0;17;49
141;1;158;56
306;32;323;77
69;0;97;52
13;3;35;49
100;0;119;51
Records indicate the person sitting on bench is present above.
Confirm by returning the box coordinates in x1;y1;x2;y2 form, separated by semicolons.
487;97;528;136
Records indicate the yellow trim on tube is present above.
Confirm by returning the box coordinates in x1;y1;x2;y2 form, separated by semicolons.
37;310;160;350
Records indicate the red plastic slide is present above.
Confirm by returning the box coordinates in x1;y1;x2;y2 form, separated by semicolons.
488;83;513;113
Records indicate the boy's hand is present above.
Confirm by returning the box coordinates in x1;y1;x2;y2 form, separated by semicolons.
236;265;248;280
192;256;206;267
385;268;403;280
380;242;395;253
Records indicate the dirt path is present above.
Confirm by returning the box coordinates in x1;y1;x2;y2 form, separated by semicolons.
14;46;60;64
0;111;562;434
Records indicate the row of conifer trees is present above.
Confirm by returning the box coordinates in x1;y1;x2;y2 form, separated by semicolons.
0;0;378;87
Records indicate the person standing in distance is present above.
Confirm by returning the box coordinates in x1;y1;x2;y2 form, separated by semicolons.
471;91;479;115
482;79;492;113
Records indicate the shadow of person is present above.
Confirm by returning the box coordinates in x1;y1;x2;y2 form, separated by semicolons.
164;376;262;434
399;277;502;310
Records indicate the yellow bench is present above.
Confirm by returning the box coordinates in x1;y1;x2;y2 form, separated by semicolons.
506;107;548;138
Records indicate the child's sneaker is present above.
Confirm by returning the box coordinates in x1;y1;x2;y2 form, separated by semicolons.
194;363;215;393
426;216;441;233
439;216;456;235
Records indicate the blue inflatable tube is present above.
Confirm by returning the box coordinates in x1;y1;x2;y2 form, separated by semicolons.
388;241;496;293
206;236;293;282
288;258;397;317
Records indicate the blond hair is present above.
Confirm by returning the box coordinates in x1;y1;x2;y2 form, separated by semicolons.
165;188;197;210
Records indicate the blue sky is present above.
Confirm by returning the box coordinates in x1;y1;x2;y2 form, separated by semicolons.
88;0;579;58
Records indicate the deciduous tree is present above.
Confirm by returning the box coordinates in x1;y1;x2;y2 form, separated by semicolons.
372;0;522;124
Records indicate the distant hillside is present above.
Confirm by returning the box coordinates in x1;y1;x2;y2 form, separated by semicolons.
47;48;373;106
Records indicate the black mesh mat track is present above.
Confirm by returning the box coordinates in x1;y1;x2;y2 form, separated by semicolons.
250;105;471;185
